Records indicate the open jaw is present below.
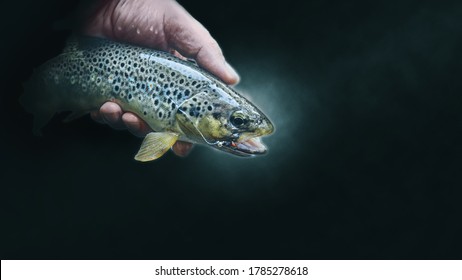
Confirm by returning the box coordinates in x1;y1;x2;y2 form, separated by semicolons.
221;137;268;156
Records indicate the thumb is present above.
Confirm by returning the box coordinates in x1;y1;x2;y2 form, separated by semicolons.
163;2;240;85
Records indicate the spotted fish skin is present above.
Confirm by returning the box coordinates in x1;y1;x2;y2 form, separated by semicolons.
24;36;213;133
21;36;274;159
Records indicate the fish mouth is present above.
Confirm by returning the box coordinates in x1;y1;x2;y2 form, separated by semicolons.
220;137;267;156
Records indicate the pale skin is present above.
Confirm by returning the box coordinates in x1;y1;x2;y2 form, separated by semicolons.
83;0;240;156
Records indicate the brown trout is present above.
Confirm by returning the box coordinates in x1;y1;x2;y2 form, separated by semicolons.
21;36;274;161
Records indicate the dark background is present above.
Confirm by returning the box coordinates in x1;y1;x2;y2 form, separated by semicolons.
1;0;461;259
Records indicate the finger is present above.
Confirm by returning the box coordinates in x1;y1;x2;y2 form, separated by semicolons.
84;0;239;84
169;49;187;61
121;112;153;137
164;2;240;85
100;102;126;129
90;110;105;124
172;141;193;157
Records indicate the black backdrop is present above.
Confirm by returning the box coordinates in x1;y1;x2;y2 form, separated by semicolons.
1;0;461;259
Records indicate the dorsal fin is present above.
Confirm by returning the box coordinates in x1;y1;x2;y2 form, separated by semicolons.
62;35;117;53
186;58;199;67
62;36;80;53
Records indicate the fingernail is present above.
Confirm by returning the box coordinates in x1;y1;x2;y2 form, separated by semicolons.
172;141;194;157
225;62;240;85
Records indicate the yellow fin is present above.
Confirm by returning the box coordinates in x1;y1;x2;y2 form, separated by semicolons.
134;132;179;162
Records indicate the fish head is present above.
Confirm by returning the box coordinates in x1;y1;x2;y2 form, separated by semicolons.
175;86;274;156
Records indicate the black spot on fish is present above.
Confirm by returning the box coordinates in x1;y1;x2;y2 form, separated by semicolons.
185;90;190;96
128;94;132;99
207;105;213;111
212;112;221;119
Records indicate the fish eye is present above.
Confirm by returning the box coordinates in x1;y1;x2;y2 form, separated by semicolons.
230;111;248;127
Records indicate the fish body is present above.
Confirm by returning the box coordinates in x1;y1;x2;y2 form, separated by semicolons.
21;36;274;161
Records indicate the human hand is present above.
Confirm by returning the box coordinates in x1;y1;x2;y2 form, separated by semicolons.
84;0;240;156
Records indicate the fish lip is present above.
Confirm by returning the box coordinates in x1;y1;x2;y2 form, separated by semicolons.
220;137;267;156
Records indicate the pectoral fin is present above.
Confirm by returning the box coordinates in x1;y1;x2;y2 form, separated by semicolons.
134;132;179;162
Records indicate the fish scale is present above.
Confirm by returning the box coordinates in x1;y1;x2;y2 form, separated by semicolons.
48;37;212;131
21;36;274;161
